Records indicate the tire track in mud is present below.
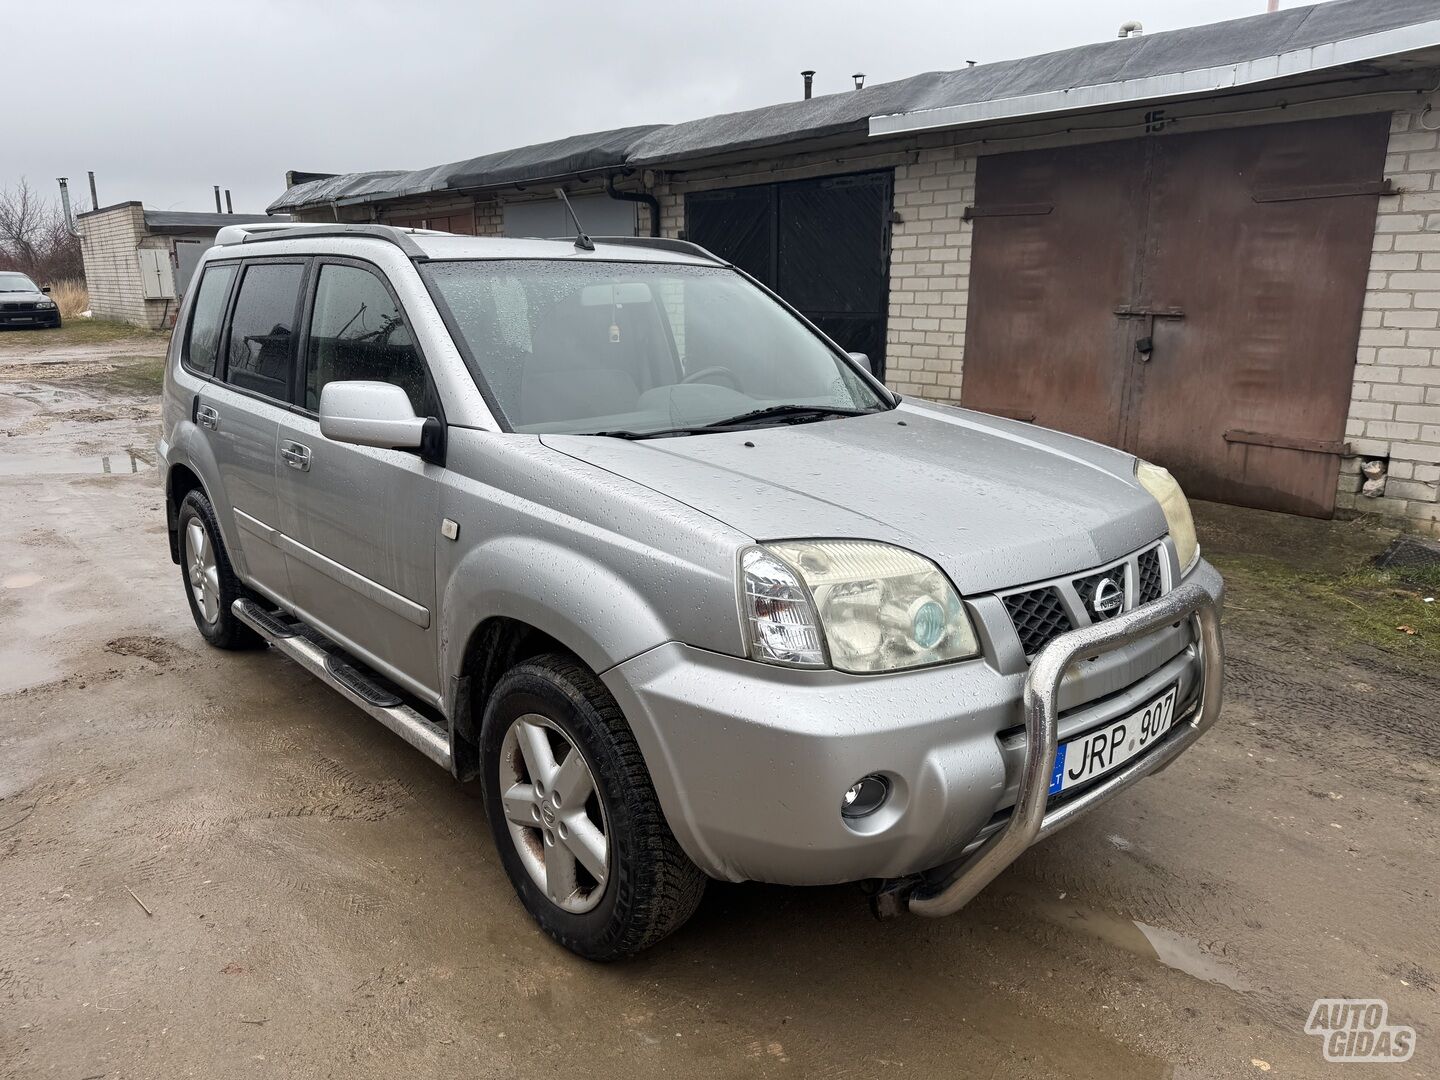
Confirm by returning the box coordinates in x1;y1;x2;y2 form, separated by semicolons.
258;753;416;823
119;751;417;847
1223;651;1440;837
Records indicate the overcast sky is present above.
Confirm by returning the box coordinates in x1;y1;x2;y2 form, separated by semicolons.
10;0;1295;215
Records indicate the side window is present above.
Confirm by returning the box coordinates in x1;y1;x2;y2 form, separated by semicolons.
305;264;432;415
225;263;305;400
183;264;236;377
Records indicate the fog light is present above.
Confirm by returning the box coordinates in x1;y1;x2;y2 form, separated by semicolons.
841;774;890;818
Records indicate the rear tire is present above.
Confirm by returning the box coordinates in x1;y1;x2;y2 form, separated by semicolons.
481;654;706;960
177;489;261;650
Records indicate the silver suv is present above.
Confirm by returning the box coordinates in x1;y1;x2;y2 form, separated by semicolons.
159;222;1223;959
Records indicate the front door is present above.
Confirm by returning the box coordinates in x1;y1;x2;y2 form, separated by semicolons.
963;113;1391;517
274;259;443;703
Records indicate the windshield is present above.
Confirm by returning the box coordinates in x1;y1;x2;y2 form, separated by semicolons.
422;260;887;435
0;273;39;293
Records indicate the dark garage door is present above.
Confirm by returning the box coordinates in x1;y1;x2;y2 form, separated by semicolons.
686;171;892;378
962;114;1391;517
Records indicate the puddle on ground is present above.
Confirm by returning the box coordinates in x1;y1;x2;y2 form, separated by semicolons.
0;450;154;477
1023;887;1253;992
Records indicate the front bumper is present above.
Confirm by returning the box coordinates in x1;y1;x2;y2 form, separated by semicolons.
0;308;60;327
603;559;1224;887
907;574;1223;916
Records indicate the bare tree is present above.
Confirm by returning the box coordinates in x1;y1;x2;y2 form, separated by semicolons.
0;179;82;283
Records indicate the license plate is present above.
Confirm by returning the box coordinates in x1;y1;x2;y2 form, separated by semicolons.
1049;685;1178;796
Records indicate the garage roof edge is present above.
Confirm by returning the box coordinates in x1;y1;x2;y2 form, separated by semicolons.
870;11;1440;137
267;0;1440;216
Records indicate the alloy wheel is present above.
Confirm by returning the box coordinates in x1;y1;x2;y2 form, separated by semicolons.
499;714;609;913
185;519;220;625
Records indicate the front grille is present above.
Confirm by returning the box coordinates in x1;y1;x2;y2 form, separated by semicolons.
1137;548;1164;604
1074;567;1125;622
1003;587;1073;656
0;302;37;312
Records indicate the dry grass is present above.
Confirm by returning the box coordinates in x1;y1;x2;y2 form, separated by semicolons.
48;279;89;318
0;318;169;348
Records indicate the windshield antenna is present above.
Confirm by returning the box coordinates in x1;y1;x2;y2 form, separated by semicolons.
554;188;595;251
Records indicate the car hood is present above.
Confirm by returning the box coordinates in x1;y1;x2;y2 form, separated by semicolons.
0;290;46;303
541;402;1167;595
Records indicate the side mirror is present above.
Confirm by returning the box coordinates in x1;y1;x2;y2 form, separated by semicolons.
848;351;878;377
319;381;425;450
41;286;51;295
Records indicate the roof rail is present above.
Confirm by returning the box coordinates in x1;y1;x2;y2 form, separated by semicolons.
213;222;442;259
586;235;726;264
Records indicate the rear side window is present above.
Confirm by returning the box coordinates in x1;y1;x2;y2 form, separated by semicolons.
225;263;305;400
305;263;431;414
183;264;235;377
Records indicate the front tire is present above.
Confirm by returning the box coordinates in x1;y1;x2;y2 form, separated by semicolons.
177;489;260;650
481;655;706;960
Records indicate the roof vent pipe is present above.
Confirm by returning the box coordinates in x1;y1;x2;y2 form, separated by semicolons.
57;178;74;233
801;70;815;100
852;73;865;90
1118;20;1143;38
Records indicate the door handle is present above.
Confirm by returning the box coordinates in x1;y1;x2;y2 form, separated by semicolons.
280;442;312;472
196;404;219;430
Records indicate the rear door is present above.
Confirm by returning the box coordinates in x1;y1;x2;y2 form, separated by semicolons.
191;258;306;600
273;259;443;702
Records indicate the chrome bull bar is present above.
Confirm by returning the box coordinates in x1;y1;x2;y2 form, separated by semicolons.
908;579;1224;918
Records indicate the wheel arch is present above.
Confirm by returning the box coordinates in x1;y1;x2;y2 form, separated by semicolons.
440;537;671;697
165;461;208;563
441;538;676;777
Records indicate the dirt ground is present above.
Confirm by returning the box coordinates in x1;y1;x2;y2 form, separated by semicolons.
2;328;1437;1079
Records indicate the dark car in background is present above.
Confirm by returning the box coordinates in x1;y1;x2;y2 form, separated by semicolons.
0;272;61;329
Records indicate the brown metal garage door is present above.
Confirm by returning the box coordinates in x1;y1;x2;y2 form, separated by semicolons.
962;114;1391;517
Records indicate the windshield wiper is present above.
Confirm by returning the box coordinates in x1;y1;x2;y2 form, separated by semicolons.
582;404;873;441
708;403;872;427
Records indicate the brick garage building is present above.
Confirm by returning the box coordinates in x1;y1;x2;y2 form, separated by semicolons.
76;203;282;329
269;0;1440;533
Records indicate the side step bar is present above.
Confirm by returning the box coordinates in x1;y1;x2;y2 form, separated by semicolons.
233;598;452;770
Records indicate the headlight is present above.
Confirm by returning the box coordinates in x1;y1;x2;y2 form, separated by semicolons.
37;300;56;309
1135;460;1199;573
741;540;980;673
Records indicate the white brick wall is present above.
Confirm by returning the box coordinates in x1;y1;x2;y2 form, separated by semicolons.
884;147;974;401
77;204;149;326
75;204;189;329
1341;108;1440;534
639;183;683;239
